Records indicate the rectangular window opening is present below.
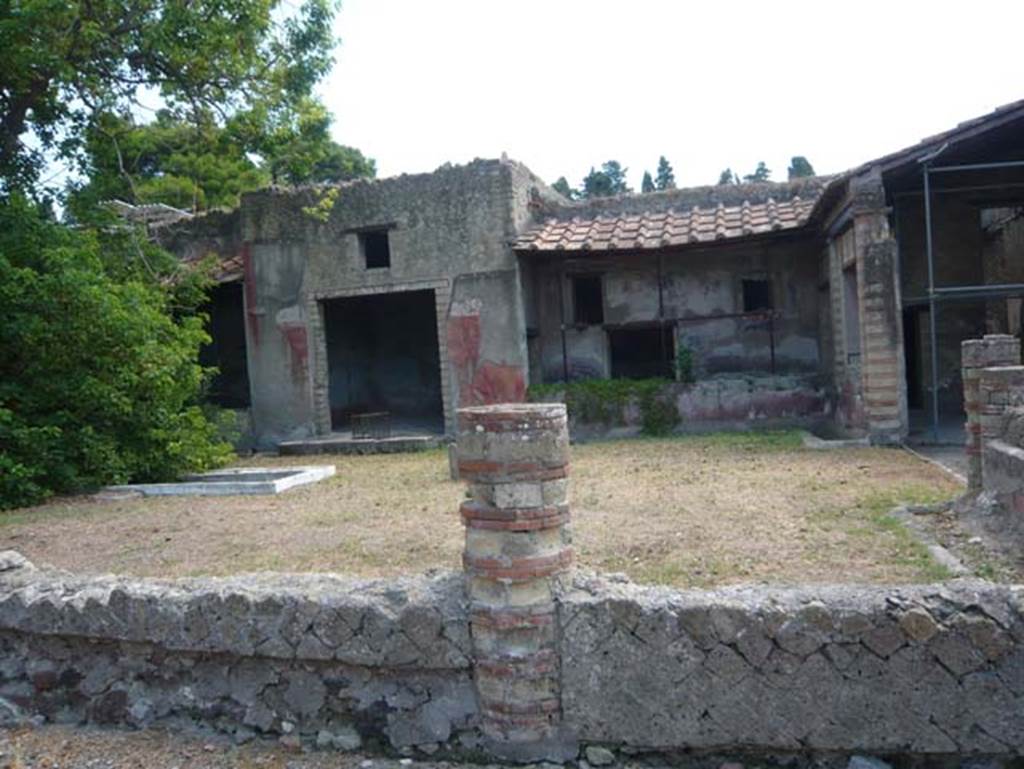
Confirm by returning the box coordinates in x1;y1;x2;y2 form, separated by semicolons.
742;278;773;312
572;275;604;325
361;229;391;269
609;327;674;379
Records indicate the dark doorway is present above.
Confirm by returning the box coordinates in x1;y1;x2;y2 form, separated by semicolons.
323;290;444;433
609;326;675;379
903;307;922;410
200;282;251;409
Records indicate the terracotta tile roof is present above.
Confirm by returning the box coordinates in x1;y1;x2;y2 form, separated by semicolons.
514;195;817;253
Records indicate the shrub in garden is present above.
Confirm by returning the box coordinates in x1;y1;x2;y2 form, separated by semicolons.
0;198;232;509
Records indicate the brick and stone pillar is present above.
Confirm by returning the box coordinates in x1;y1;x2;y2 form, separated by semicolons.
850;171;908;444
962;334;1021;492
456;403;576;763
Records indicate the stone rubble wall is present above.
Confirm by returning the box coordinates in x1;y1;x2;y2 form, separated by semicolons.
559;573;1024;756
960;335;1024;549
979;365;1024;534
0;553;480;754
962;335;1022;492
1;552;1024;760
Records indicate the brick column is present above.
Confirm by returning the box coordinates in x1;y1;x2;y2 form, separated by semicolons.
962;334;1021;492
456;403;576;763
850;171;908;444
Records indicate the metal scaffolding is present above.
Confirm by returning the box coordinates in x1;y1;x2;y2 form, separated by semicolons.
918;152;1024;440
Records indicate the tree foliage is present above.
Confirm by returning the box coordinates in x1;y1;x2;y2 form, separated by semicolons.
787;156;816;179
67;101;375;218
0;197;232;509
641;171;655;194
0;0;340;196
718;168;739;185
744;162;772;183
551;176;577;200
581;161;631;199
655;156;676;190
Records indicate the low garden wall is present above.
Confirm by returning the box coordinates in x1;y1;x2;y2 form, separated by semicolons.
528;374;829;439
2;402;1023;765
0;553;478;753
2;553;1022;763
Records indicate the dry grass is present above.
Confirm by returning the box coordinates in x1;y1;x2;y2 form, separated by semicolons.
0;432;964;587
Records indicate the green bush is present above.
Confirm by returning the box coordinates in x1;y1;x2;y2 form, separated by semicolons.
675;344;695;384
0;197;232;509
528;377;679;436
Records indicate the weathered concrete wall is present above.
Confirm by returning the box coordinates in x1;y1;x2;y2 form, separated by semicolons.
0;553;478;754
560;572;1024;756
527;234;824;386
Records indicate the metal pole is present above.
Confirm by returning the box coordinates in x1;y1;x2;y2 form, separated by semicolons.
558;260;569;383
923;163;940;442
657;253;666;377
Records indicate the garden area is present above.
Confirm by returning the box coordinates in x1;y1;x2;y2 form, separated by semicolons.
1;430;1001;587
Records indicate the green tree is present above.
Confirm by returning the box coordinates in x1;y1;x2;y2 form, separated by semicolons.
552;176;577;200
641;171;655;194
787;156;816;179
744;161;772;183
231;96;374;186
67;110;267;217
0;197;232;509
581;160;631;199
67;101;375;218
718;168;739;185
0;0;339;196
655;156;676;190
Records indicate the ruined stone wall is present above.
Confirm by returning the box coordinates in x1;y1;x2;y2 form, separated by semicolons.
978;365;1024;542
4;553;1023;762
161;159;545;448
527;235;823;386
560;573;1024;756
0;554;479;754
533;376;829;440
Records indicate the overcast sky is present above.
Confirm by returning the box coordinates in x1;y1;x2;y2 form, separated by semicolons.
321;0;1024;191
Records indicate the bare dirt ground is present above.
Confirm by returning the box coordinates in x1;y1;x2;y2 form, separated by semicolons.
0;432;977;587
0;724;472;769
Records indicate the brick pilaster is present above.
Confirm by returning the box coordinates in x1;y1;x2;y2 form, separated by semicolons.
962;335;1021;492
456;403;576;763
850;172;908;444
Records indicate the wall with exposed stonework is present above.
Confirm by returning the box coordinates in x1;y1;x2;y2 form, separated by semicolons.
560;573;1024;757
0;554;480;754
3;550;1024;762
